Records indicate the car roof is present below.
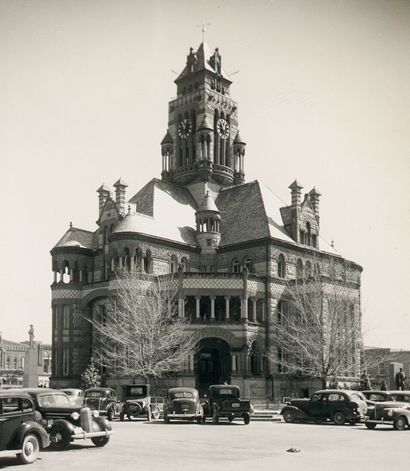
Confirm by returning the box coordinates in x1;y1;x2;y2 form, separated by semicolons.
85;387;115;392
209;384;240;390
61;388;83;392
314;390;361;395
388;390;410;394
0;390;32;399
362;390;390;394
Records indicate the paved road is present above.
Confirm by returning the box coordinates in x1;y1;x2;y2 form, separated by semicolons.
1;419;408;471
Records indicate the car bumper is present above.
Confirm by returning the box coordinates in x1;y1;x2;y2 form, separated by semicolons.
168;413;202;419
71;427;112;440
365;417;394;425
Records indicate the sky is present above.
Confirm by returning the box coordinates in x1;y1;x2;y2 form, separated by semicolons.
0;0;409;349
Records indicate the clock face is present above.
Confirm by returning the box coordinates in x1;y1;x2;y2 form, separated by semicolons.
178;118;192;138
217;118;230;139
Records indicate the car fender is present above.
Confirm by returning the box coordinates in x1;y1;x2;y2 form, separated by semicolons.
392;409;410;420
16;421;51;449
280;405;307;419
93;416;112;432
51;419;76;435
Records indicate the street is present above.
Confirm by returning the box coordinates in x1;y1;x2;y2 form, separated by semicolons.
0;418;408;471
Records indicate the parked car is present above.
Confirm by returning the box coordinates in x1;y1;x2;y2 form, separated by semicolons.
281;389;367;425
84;387;118;421
365;399;410;430
164;388;204;424
119;384;160;421
60;388;84;407
202;385;252;424
0;390;50;464
12;388;112;450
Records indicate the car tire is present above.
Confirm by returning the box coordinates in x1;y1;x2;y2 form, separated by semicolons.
119;412;125;421
243;414;251;425
333;411;346;425
228;415;234;423
393;416;407;431
283;410;295;423
365;422;377;430
91;436;110;447
164;416;170;424
50;425;72;451
201;415;207;424
18;433;40;464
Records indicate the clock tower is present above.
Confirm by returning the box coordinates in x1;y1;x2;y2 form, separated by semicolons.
160;43;246;189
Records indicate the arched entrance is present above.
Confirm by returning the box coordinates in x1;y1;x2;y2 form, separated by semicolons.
195;338;231;395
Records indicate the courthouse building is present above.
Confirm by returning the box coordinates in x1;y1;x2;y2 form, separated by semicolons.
50;43;362;400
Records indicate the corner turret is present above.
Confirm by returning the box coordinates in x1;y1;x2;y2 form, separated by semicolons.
195;191;221;254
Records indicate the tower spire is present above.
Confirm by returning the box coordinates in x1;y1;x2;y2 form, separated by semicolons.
198;22;211;43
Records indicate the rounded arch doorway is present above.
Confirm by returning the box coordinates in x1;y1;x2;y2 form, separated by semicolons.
195;338;231;395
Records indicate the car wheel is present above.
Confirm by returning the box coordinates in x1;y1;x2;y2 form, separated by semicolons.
107;408;114;421
119;412;125;421
196;416;203;424
283;410;295;423
91;436;110;447
212;413;219;424
365;422;377;430
228;415;234;423
18;433;40;464
50;425;72;451
201;415;207;423
127;414;132;421
333;411;346;425
393;416;407;431
243;413;251;425
164;416;170;424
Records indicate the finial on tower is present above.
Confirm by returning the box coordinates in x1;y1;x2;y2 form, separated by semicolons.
197;22;211;43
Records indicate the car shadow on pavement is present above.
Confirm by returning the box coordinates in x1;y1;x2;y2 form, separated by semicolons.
42;443;96;452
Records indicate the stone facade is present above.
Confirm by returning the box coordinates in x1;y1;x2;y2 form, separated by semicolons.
50;42;363;401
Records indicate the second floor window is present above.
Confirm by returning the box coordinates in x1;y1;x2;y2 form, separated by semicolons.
278;254;286;278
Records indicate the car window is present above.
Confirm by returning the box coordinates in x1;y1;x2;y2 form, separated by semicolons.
351;392;366;401
174;392;194;398
2;397;19;414
391;394;410;403
327;393;346;402
368;393;385;401
21;398;33;411
310;394;323;402
38;393;70;407
85;391;104;398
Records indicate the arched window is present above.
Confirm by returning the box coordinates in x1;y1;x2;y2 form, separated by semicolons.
277;300;288;324
296;259;304;279
305;261;312;279
181;257;188;272
244;257;253;273
144;249;152;274
306;222;312;246
278;254;286;279
232;259;241;273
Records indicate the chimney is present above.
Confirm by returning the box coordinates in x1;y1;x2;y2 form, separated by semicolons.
309;187;321;221
96;183;111;214
113;178;128;216
289;180;303;207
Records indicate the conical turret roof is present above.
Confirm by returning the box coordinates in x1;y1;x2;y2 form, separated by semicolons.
161;130;174;145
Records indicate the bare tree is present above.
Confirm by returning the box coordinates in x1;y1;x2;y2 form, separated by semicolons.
89;271;197;381
267;257;362;389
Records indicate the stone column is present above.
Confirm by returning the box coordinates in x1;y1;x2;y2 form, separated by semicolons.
69;268;74;283
196;296;201;320
53;271;58;283
79;270;83;283
210;296;215;320
225;296;230;321
178;297;185;318
59;269;64;283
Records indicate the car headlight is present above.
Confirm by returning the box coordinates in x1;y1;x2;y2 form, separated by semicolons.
387;410;393;417
71;412;80;420
92;410;99;417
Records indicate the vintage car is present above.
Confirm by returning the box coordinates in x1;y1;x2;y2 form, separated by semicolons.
365;399;410;430
163;388;204;423
60;388;84;407
84;387;118;421
202;385;252;424
12;388;112;450
119;384;160;421
0;390;50;464
281;389;367;425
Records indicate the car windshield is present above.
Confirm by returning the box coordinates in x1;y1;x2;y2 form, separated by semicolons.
212;388;239;399
85;391;104;398
38;393;70;407
173;392;194;398
125;386;146;398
